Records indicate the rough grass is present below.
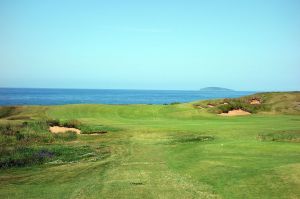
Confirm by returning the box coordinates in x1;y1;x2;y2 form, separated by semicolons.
0;145;102;168
0;107;17;118
0;120;105;168
257;130;300;142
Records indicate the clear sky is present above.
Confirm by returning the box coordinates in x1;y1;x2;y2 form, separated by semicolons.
0;0;299;91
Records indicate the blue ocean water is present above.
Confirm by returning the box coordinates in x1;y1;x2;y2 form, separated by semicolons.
0;88;256;106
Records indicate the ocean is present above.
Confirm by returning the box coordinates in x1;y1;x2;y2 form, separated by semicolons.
0;88;255;106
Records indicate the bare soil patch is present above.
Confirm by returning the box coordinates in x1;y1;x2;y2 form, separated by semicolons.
250;99;261;105
49;126;81;134
219;109;251;116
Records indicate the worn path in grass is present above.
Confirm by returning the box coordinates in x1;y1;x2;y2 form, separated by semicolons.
0;129;219;198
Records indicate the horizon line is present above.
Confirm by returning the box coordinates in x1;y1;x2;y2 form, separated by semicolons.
0;86;276;92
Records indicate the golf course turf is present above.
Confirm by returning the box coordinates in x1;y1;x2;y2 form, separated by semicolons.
0;92;299;198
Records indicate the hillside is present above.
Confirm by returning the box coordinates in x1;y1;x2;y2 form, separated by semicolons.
192;91;300;115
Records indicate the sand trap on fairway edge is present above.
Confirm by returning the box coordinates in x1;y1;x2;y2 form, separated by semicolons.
49;126;81;134
219;109;251;116
250;99;261;105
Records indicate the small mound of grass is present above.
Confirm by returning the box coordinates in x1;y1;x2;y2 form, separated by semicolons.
257;130;300;142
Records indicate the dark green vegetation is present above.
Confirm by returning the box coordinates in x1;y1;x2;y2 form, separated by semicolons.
0;92;299;198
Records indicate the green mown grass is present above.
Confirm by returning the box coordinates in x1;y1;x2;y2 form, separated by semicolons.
0;92;299;198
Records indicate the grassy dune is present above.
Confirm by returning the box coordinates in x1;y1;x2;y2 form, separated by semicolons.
0;92;300;198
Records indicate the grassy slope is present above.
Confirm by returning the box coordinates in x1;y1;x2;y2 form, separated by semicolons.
192;91;300;114
0;92;300;198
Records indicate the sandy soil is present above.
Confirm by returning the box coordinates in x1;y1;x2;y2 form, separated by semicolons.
219;109;251;116
250;99;261;105
49;126;81;134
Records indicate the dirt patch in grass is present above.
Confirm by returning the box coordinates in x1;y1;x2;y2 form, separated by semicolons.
250;99;261;105
219;109;251;116
49;126;81;134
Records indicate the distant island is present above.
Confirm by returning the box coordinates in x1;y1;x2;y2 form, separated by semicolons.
200;87;234;91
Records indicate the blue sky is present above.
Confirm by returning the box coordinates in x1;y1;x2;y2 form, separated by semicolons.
0;0;299;91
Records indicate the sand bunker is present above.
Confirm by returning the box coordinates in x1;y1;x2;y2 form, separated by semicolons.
250;99;261;105
207;104;215;108
49;126;81;134
219;109;251;116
